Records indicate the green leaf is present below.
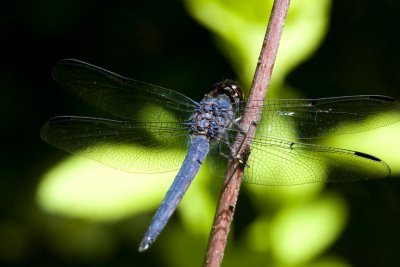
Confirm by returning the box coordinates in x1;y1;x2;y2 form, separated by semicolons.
183;0;331;91
269;193;348;265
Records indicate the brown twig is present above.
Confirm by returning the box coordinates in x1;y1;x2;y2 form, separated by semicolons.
203;1;291;266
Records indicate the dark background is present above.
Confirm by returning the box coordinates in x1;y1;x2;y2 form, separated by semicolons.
1;0;400;266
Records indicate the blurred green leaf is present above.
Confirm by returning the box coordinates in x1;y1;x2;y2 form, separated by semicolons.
183;0;331;92
37;156;176;221
306;256;352;267
269;193;348;265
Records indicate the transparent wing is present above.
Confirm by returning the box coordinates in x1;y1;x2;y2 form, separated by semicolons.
207;140;231;178
52;59;198;121
40;116;189;173
243;135;391;186
239;96;400;139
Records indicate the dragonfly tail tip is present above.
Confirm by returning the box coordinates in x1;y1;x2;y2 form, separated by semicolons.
138;236;153;252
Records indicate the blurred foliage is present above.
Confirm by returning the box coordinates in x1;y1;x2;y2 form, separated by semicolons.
184;0;331;92
1;0;400;266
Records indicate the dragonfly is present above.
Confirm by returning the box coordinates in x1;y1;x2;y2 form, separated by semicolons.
41;59;400;252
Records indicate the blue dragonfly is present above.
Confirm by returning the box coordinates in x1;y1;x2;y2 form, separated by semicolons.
41;59;400;252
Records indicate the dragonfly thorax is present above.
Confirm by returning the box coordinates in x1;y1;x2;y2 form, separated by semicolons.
189;94;236;140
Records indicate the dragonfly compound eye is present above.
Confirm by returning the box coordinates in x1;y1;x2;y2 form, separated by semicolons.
211;79;244;104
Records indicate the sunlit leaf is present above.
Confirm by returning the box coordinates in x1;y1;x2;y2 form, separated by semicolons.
183;0;331;89
37;156;175;221
270;193;348;265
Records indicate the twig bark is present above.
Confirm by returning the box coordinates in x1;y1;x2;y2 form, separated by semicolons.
203;1;291;266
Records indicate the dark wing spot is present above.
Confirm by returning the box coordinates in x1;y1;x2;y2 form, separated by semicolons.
354;151;381;162
368;95;395;102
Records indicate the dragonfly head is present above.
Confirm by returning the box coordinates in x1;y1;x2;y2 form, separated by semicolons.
210;79;244;106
